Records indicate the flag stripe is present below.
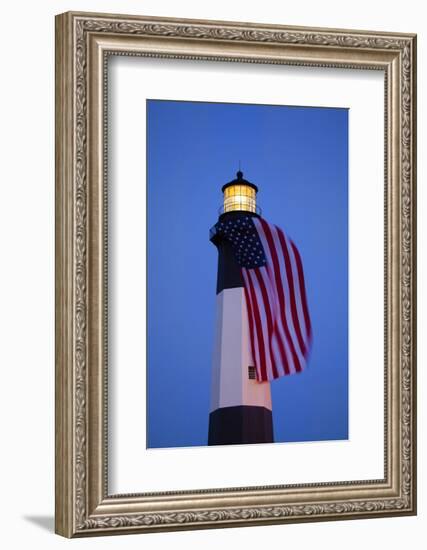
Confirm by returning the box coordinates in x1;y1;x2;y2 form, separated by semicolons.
243;269;268;382
276;227;307;356
243;282;258;372
247;269;274;381
242;270;262;374
256;219;303;373
290;240;312;341
253;267;280;379
283;234;310;345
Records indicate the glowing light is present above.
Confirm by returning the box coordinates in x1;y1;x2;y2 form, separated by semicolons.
223;184;256;213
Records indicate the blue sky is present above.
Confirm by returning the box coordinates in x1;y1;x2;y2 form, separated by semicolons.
147;99;348;448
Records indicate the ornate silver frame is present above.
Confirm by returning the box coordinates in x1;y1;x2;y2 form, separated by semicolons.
55;11;417;537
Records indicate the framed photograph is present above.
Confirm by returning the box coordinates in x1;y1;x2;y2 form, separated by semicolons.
55;11;417;537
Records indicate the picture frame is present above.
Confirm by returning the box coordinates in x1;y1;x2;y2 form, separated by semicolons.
55;11;417;537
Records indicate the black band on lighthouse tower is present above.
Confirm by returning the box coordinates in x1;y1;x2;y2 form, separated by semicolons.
208;405;274;445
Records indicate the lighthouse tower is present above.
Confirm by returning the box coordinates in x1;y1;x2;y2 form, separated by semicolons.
208;171;274;445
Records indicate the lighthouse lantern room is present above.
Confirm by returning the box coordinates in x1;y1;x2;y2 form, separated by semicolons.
222;170;258;214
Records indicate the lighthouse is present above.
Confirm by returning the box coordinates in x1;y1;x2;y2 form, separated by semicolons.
208;171;274;445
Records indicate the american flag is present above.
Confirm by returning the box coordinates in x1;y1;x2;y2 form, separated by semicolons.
214;215;312;382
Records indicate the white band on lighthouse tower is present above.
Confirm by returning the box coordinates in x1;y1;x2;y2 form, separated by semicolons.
210;287;272;412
